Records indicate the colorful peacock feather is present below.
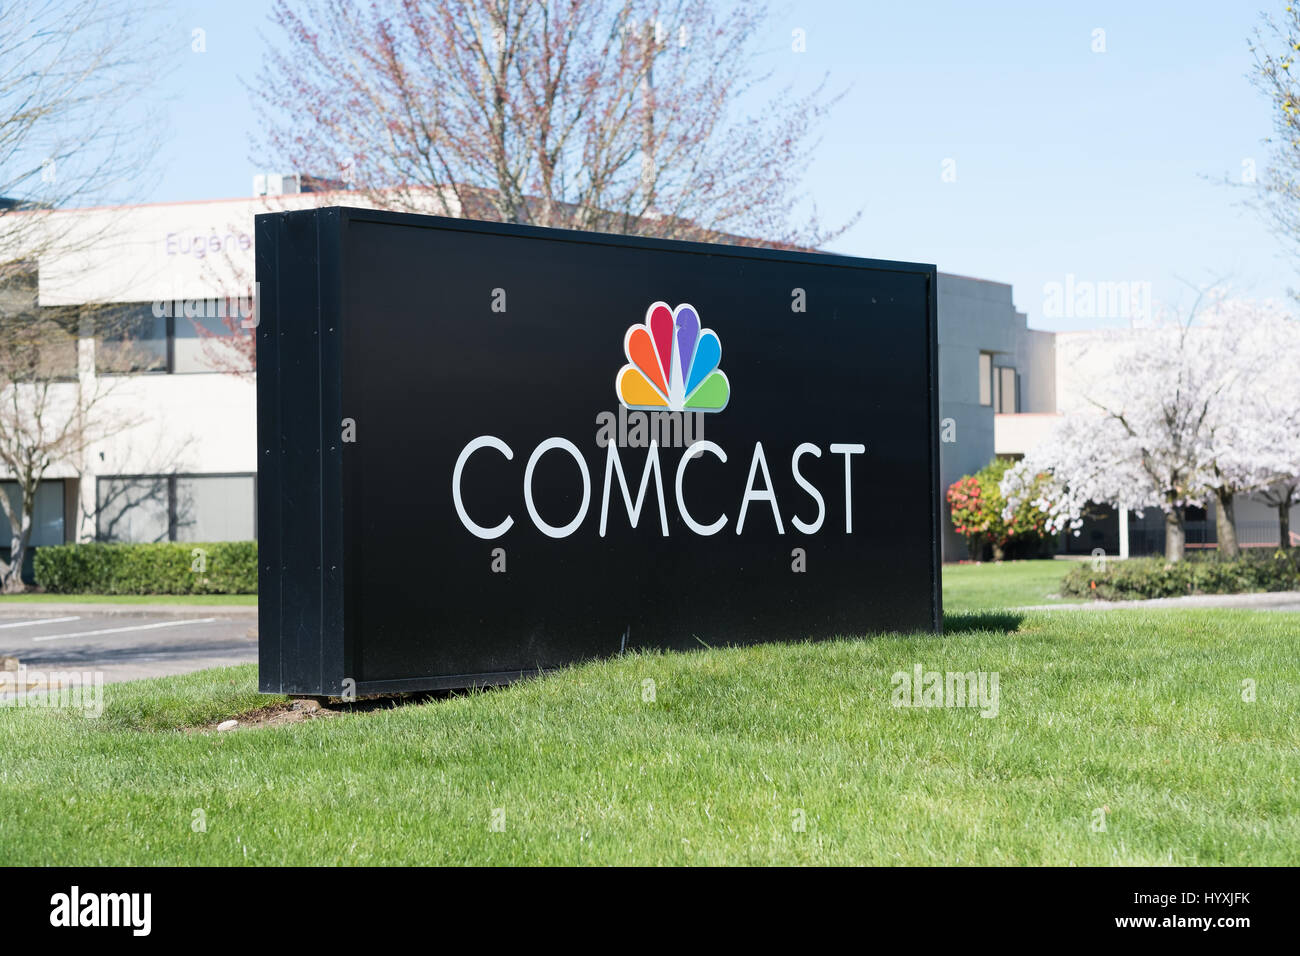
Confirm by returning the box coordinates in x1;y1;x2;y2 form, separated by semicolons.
616;302;730;412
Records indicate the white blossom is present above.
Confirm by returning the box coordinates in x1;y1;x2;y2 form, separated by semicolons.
1001;292;1300;548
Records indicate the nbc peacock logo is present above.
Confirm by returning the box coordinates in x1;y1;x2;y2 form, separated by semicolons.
616;302;730;413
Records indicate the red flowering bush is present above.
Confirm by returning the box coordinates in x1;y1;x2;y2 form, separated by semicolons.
947;457;1052;560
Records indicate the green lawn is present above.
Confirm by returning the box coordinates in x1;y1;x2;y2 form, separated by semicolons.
0;593;257;606
1;606;1295;865
943;559;1084;612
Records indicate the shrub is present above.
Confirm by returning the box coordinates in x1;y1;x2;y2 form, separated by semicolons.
33;541;258;594
947;457;1053;560
1060;550;1300;601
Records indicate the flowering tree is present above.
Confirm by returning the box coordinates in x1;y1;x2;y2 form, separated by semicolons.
1260;480;1300;549
1009;322;1221;563
1231;304;1300;549
1201;301;1300;555
1003;293;1300;562
947;457;1051;561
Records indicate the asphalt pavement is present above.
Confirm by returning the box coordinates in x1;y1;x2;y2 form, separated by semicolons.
2;589;1297;691
0;605;257;685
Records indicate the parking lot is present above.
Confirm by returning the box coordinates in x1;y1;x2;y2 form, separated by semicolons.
0;608;257;685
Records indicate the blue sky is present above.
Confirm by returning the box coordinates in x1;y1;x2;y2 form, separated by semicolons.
149;1;1289;329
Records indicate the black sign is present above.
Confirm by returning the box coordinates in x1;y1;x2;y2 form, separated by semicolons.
256;207;940;695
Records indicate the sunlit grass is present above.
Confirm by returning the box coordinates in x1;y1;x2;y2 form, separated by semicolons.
1;608;1294;865
943;559;1083;611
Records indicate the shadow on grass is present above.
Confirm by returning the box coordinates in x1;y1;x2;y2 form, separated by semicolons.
943;611;1025;635
312;681;518;712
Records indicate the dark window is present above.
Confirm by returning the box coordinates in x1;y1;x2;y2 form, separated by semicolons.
0;266;78;381
94;301;253;374
0;481;65;547
95;305;167;374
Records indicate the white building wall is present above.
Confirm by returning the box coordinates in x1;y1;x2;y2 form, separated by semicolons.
0;193;366;545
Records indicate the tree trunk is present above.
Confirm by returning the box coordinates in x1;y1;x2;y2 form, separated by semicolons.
2;503;33;594
1280;500;1292;550
2;537;26;593
1214;488;1240;559
1164;507;1186;563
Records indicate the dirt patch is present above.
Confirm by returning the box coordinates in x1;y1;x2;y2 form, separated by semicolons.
190;685;499;733
192;698;341;733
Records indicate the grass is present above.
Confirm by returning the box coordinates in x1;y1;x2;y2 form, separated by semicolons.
1;606;1296;865
943;559;1084;612
0;593;257;606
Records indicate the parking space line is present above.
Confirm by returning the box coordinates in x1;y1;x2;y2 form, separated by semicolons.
0;616;80;629
32;618;218;642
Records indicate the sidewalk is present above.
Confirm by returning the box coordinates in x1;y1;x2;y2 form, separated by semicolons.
1017;591;1300;612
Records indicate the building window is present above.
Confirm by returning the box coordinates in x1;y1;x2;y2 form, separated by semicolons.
95;302;252;375
0;266;80;381
95;305;168;374
3;319;78;381
173;312;254;373
978;352;993;405
0;481;66;547
995;366;1018;413
175;475;256;540
96;476;171;542
97;474;256;542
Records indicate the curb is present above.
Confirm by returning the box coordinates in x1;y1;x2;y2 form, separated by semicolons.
0;602;258;620
1014;590;1300;611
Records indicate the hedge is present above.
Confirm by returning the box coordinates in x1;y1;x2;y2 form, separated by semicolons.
33;541;257;595
1060;550;1300;601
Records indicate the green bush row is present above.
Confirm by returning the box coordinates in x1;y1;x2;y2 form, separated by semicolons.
33;541;258;594
1060;551;1300;600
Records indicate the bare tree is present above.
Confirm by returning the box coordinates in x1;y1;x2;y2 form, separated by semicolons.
0;0;169;589
252;0;855;247
0;308;143;591
0;0;166;279
1244;7;1300;284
